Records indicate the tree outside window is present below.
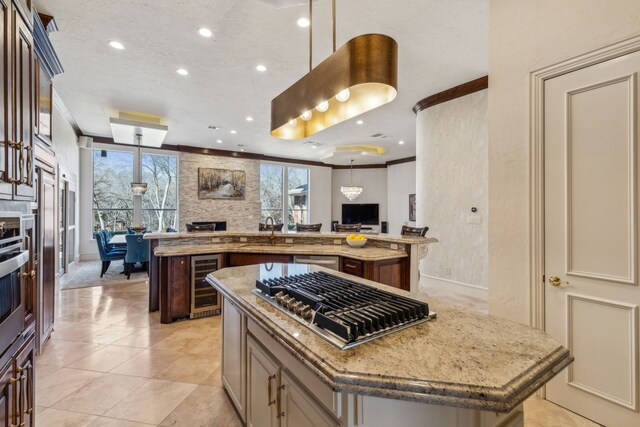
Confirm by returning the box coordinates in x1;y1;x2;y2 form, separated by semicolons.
92;150;134;233
260;164;309;229
141;153;178;232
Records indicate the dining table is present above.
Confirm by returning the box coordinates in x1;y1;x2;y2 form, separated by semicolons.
108;234;128;247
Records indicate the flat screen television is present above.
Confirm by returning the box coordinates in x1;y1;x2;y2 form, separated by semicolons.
342;204;379;225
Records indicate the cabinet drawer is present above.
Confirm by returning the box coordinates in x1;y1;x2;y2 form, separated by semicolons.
341;258;363;277
247;318;342;421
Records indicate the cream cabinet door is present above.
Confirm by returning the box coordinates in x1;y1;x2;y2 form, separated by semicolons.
544;50;640;426
247;335;280;427
280;371;338;427
222;297;246;421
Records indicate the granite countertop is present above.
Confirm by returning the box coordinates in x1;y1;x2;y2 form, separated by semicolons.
153;243;408;261
208;264;573;412
144;230;437;245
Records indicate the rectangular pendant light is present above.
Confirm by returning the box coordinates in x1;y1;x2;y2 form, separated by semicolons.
271;33;398;140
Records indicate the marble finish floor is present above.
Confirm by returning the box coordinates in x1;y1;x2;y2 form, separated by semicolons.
35;263;599;426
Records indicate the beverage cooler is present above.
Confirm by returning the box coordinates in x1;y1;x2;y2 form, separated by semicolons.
190;254;223;318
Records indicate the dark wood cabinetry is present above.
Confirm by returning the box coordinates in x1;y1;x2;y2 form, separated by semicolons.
228;253;292;267
22;214;36;332
341;256;406;291
0;334;35;427
0;0;35;202
159;256;191;323
37;164;56;350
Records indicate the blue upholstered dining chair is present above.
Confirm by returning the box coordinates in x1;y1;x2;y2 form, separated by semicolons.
95;231;126;277
124;234;150;279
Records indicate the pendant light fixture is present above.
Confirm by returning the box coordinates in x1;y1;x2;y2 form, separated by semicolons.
271;0;398;140
131;134;148;196
341;160;363;201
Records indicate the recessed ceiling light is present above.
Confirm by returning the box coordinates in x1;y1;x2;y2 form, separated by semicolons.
217;139;222;143
108;40;125;50
297;17;310;28
256;64;267;72
311;145;317;149
246;116;253;122
230;130;237;134
361;151;367;155
398;140;405;145
208;125;220;130
356;120;364;125
176;68;189;76
240;148;245;152
198;28;213;38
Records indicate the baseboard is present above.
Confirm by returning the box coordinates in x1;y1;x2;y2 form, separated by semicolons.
421;274;488;300
79;253;99;262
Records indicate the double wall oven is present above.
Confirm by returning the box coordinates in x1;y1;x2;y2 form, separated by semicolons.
0;213;28;363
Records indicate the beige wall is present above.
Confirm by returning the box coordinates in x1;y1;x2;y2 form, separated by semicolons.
489;0;640;323
387;161;416;235
417;89;488;291
331;168;388;233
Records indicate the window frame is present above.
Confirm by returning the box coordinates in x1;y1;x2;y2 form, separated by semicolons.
260;162;310;231
91;147;179;237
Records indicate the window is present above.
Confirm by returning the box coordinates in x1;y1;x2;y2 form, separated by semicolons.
141;153;178;232
92;149;178;235
260;164;309;229
93;149;134;233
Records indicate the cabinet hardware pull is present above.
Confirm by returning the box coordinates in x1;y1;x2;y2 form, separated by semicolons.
276;384;285;418
267;374;276;406
19;374;25;427
18;141;24;185
25;145;32;186
346;263;358;269
26;364;33;416
21;270;36;279
10;374;18;426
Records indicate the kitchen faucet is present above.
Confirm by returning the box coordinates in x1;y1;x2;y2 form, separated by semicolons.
265;216;275;245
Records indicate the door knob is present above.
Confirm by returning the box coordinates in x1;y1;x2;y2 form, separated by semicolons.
549;276;569;287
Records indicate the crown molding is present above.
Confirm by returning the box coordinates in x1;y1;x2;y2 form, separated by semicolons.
413;76;488;114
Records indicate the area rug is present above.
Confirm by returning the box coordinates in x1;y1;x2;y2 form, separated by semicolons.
60;260;149;290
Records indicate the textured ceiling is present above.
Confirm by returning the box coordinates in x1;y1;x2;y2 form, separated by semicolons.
36;0;488;164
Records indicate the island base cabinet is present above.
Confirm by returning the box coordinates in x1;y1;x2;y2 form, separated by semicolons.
247;336;281;427
221;297;246;422
352;395;523;427
280;371;338;427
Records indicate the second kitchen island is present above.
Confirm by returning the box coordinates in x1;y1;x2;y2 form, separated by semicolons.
206;263;572;427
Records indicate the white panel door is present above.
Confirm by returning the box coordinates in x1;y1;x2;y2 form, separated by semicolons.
544;50;640;426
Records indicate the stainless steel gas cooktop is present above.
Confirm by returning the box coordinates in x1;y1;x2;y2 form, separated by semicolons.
253;268;436;350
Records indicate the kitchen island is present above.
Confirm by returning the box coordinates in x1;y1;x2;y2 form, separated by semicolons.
207;263;572;427
145;231;436;323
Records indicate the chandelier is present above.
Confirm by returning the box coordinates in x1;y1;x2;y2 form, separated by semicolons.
131;134;148;196
271;0;398;140
341;160;363;201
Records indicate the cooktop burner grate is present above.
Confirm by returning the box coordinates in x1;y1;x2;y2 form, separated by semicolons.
254;271;434;349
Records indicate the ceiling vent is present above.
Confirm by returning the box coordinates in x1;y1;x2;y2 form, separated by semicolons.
370;133;388;138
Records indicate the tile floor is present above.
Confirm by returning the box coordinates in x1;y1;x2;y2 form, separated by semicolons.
35;262;600;426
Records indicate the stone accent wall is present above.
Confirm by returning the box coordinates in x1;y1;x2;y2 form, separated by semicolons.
178;153;260;231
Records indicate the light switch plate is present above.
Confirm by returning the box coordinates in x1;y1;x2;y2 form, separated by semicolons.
467;216;482;224
285;238;293;244
333;239;342;245
240;237;248;242
390;243;398;250
211;238;221;243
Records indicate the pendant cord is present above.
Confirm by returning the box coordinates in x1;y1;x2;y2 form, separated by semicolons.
332;0;336;53
350;159;353;184
309;0;313;72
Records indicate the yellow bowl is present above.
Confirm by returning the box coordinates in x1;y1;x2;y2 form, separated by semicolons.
346;238;367;248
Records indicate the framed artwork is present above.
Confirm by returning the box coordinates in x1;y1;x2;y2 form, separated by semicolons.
409;194;416;221
198;168;246;200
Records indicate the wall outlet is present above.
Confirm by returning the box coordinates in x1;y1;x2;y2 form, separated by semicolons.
333;239;342;245
240;237;248;242
211;238;221;243
285;238;293;244
390;243;398;250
